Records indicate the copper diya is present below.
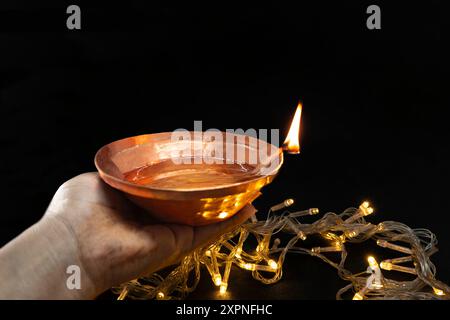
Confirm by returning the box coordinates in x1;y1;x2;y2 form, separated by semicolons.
95;131;284;226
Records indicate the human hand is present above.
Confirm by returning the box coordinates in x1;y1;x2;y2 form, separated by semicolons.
0;172;256;299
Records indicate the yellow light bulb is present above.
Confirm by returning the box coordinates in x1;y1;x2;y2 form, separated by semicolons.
213;274;222;286
359;201;374;216
433;287;445;296
235;247;242;258
285;198;294;206
347;231;358;238
156;292;165;300
270;199;295;212
377;240;386;247
380;261;392;270
219;283;228;294
352;292;364;300
242;263;255;271
367;256;378;268
268;259;278;270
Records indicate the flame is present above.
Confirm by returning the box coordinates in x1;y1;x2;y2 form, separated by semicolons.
283;103;302;154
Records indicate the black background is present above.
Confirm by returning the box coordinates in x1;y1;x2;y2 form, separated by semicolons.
1;1;449;299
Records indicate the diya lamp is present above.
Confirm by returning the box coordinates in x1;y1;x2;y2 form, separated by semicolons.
94;103;302;226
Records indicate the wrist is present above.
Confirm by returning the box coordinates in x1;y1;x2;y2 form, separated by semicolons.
38;215;99;299
0;216;98;299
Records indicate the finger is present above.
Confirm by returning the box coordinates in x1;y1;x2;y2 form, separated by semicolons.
140;205;256;270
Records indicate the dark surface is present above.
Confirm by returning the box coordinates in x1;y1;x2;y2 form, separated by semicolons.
1;1;449;299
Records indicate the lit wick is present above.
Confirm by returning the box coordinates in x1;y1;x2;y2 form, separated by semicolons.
282;102;302;154
260;102;302;169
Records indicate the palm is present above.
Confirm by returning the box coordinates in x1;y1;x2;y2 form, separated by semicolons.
45;173;255;294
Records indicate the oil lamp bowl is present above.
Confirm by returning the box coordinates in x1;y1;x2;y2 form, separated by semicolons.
95;132;283;226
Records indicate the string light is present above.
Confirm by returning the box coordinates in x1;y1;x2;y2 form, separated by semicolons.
268;259;279;270
380;261;417;275
433;288;445;296
113;200;450;300
156;292;165;300
344;201;374;223
352;292;364;300
376;240;413;255
311;243;343;254
383;256;413;264
270;199;294;212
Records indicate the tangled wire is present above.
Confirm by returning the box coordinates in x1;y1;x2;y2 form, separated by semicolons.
113;200;450;300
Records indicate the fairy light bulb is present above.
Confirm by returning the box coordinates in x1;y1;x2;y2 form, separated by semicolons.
268;259;278;270
323;232;339;241
242;263;256;271
270;199;294;212
213;273;222;286
219;283;228;294
346;230;358;238
380;261;392;270
352;292;364;300
433;287;445;296
380;261;417;275
360;201;373;216
156;292;165;300
311;242;342;253
286;219;307;240
345;201;374;223
376;240;412;254
384;256;412;264
368;256;378;269
235;247;242;259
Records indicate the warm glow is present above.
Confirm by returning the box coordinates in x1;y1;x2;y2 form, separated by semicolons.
156;292;165;299
218;211;229;219
242;263;256;271
213;274;222;286
352;292;364;300
367;256;379;269
359;201;374;216
235;247;242;258
219;283;228;294
380;261;392;270
433;287;445;296
268;259;278;270
283;103;302;154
